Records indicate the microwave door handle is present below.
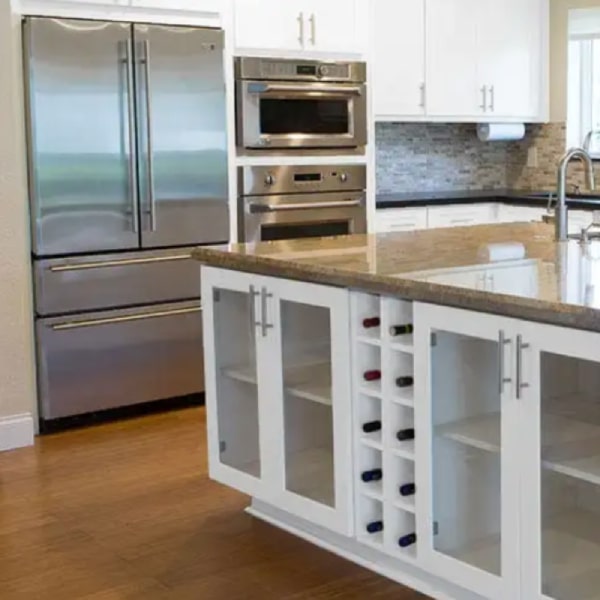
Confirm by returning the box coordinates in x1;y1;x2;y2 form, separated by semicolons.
246;83;363;96
250;199;363;213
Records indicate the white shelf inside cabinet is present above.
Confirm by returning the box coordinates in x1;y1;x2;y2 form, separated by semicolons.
389;337;415;354
391;440;415;460
359;381;383;398
358;531;384;549
360;431;383;450
223;361;332;406
357;335;381;347
437;413;501;453
446;533;501;577
360;481;384;501
393;496;416;513
391;388;415;408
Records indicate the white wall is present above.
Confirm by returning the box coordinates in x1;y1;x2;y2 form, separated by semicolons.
0;0;37;441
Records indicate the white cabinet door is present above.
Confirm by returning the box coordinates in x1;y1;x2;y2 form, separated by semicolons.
375;207;428;233
425;0;480;117
268;278;353;535
477;0;542;119
234;0;305;52
414;303;521;599
497;204;547;224
130;0;221;10
486;261;539;298
427;204;496;229
371;0;425;118
305;0;361;54
568;209;594;236
520;324;600;600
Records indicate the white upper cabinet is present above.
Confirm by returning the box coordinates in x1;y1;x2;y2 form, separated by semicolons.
233;0;364;55
130;0;221;11
425;0;480;118
371;0;425;118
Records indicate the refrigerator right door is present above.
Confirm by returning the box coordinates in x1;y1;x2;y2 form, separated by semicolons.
134;25;229;248
24;18;139;256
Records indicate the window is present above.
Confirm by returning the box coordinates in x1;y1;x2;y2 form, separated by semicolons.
567;8;600;156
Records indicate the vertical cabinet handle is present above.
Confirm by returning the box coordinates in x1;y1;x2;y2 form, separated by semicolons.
516;335;530;399
498;330;512;394
480;86;487;112
419;83;426;109
489;85;495;112
260;287;274;338
297;12;305;45
249;285;260;330
309;14;316;45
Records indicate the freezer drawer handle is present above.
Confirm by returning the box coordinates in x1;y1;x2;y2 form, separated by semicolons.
250;199;362;213
50;306;202;331
49;253;193;273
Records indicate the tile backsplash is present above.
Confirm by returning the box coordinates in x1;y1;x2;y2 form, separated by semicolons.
376;121;599;194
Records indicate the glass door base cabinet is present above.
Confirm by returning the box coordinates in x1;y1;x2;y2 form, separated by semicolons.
202;267;353;536
415;303;521;600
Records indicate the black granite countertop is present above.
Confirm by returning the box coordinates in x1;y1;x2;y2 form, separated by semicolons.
376;189;600;210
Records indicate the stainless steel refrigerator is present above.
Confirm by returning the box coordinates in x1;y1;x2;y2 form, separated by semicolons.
23;17;229;425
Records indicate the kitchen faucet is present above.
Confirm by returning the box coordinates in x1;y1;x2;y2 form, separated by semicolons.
555;147;595;241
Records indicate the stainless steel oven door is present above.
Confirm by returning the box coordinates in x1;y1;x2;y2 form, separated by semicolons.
240;191;366;243
237;81;367;150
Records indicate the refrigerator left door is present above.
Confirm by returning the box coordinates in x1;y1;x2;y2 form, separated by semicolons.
24;18;140;256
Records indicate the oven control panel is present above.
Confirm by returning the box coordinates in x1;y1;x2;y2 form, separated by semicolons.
239;165;367;197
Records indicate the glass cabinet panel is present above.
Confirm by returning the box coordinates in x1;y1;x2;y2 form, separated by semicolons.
539;352;600;600
280;300;335;508
430;330;503;576
213;288;261;478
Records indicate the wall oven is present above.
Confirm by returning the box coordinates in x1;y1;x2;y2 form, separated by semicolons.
238;164;367;243
236;57;367;152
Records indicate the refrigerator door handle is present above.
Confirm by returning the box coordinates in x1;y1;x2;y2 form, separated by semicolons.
123;39;139;234
141;40;157;232
50;306;202;331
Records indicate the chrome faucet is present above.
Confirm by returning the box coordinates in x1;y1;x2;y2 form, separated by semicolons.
555;147;595;241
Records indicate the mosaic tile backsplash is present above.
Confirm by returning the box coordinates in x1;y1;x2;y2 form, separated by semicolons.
376;121;599;194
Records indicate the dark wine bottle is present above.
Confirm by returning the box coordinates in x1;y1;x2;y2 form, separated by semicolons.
389;324;414;336
399;483;416;497
364;370;382;382
366;520;384;534
396;428;415;442
398;533;417;548
362;420;382;434
363;317;381;329
395;376;414;388
361;468;383;483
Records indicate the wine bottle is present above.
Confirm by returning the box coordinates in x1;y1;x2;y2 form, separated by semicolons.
398;533;417;548
363;317;381;329
396;428;415;442
366;520;384;534
361;468;383;483
364;370;382;382
362;420;382;434
395;376;414;388
399;483;416;497
389;324;414;336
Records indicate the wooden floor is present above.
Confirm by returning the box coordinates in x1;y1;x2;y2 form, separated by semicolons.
0;407;427;599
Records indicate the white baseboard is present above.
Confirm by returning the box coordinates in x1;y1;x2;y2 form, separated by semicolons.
0;414;35;452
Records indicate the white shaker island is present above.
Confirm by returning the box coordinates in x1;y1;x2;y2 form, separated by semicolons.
194;222;600;600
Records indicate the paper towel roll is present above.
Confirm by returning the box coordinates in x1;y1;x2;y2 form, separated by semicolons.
477;123;525;142
477;242;526;262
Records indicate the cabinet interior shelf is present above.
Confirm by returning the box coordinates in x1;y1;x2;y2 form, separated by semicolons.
357;335;381;347
223;361;332;406
389;339;414;354
391;441;415;460
393;497;416;513
438;412;600;486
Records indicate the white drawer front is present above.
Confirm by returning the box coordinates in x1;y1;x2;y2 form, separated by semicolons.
427;204;496;229
497;204;546;223
375;207;428;233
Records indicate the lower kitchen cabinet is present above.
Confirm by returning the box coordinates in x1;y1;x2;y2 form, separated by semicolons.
427;204;497;229
375;207;428;234
415;303;600;600
202;267;353;535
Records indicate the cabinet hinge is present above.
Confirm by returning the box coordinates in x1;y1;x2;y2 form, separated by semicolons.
213;289;221;302
433;521;439;536
219;440;226;453
431;332;437;347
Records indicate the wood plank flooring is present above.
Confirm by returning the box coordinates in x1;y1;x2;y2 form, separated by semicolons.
0;407;427;599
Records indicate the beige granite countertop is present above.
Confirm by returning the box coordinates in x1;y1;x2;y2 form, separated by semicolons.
193;222;600;332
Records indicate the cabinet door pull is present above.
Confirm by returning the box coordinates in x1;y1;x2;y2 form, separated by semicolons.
419;83;426;109
249;285;260;330
516;335;530;399
498;330;512;394
297;12;305;45
309;13;316;45
260;286;274;337
489;85;495;112
480;86;487;112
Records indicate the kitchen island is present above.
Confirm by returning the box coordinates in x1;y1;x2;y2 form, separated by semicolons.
194;222;600;600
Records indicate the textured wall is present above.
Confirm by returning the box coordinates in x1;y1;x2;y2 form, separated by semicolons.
375;123;511;194
0;2;37;420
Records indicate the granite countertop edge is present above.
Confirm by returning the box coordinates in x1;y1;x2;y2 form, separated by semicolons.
193;246;600;334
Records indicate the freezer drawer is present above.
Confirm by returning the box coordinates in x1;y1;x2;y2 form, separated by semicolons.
36;301;203;420
34;248;200;316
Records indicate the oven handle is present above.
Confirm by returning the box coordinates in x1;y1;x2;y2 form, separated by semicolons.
250;199;363;213
247;82;363;97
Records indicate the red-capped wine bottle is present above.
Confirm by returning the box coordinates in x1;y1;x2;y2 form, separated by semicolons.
399;483;416;497
362;420;382;433
366;520;384;534
396;376;414;388
389;324;414;336
363;317;381;329
396;428;415;442
398;533;417;548
361;469;383;483
364;370;382;382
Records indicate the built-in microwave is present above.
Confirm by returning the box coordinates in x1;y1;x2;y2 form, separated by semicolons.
235;57;367;152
